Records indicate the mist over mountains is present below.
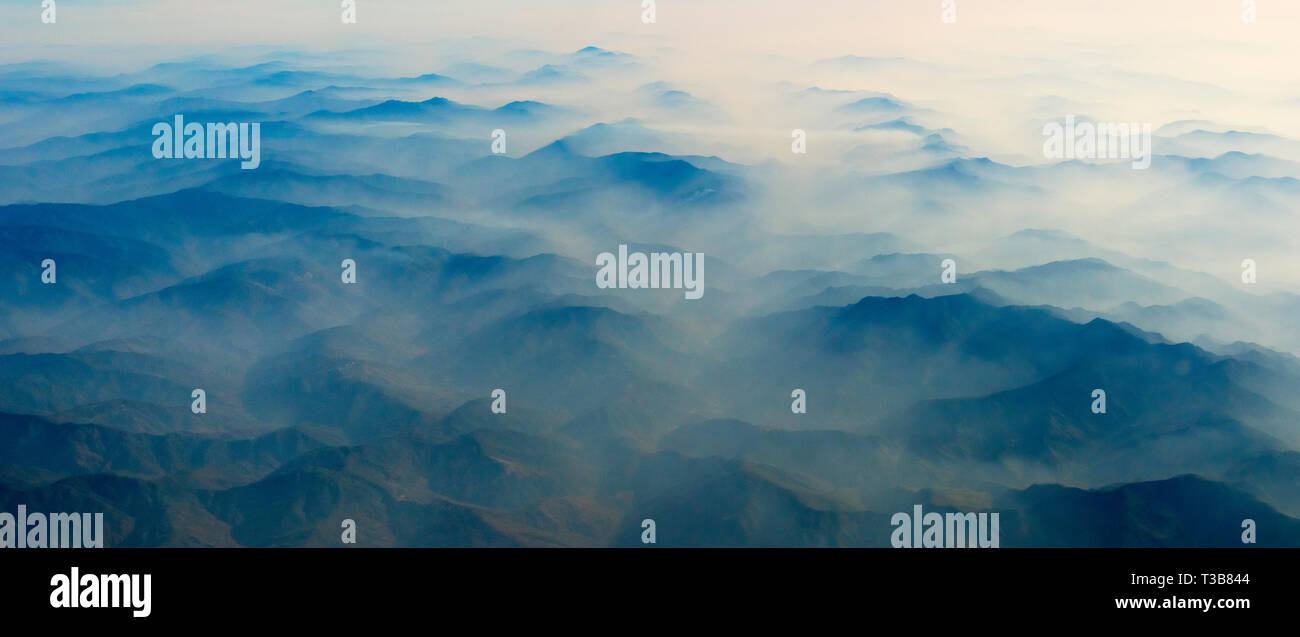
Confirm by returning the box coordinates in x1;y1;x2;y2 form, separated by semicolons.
1;45;1298;547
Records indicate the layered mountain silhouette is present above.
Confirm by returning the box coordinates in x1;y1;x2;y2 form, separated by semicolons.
0;55;1296;547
